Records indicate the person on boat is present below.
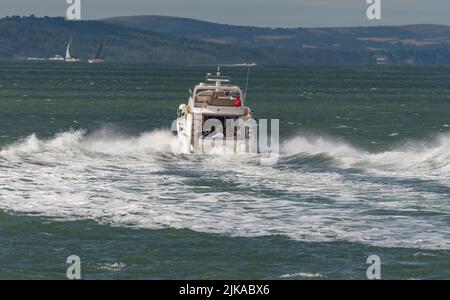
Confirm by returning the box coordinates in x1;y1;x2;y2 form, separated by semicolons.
234;96;242;107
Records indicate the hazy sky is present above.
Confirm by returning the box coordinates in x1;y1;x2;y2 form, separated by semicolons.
0;0;448;28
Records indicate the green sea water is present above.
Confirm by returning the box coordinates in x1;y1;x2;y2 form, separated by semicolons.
0;62;449;279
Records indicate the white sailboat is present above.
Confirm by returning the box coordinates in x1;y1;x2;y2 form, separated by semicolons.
88;39;106;64
65;37;80;62
49;54;64;61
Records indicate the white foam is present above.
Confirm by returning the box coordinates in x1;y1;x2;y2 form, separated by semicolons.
280;272;324;279
97;262;127;272
281;133;450;184
0;128;178;157
1;130;450;250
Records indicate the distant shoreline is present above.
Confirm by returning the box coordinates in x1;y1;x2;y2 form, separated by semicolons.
1;15;450;65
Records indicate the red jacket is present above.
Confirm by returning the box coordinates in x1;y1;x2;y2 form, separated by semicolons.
235;97;242;107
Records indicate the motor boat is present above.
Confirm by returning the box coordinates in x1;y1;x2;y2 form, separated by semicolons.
176;67;254;154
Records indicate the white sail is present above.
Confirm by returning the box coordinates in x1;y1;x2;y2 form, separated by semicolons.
66;38;72;60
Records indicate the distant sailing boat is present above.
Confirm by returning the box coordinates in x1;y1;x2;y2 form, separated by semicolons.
65;37;80;62
89;39;106;64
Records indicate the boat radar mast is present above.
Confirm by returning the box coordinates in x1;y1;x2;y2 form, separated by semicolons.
206;66;231;86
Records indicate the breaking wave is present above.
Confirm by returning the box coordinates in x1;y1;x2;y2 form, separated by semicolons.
1;129;450;250
0;128;178;157
281;134;450;180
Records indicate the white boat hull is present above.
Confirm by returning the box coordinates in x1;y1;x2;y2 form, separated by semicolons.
88;58;105;64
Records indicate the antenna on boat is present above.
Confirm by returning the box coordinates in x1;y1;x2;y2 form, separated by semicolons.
217;65;221;77
206;65;230;86
244;65;251;101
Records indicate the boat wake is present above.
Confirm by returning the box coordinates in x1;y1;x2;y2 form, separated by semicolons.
0;128;178;157
1;129;450;250
282;134;450;181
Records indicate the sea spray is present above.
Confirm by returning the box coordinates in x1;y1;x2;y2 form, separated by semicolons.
281;133;450;175
0;129;449;250
0;128;178;157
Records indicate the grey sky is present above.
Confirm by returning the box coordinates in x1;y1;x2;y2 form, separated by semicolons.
0;0;448;28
